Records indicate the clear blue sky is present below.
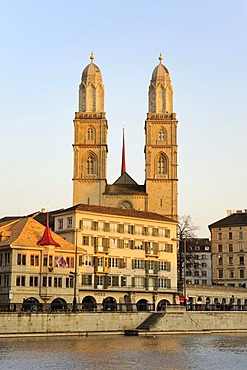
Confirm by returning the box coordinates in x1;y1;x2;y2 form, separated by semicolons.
0;0;246;237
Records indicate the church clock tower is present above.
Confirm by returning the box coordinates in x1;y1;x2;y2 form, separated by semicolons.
145;53;178;220
73;53;108;206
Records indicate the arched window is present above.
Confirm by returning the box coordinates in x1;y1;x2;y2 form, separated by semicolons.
157;154;167;174
87;155;95;174
158;129;166;141
87;127;94;140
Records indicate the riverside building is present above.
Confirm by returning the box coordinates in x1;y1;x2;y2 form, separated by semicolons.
0;216;86;309
53;204;178;309
209;210;247;288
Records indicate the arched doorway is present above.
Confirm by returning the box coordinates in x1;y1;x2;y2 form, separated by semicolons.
51;298;67;312
102;296;117;311
157;299;170;311
82;296;97;311
136;299;149;311
22;297;40;312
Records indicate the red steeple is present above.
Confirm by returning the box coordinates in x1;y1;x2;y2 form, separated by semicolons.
37;212;60;247
121;126;126;175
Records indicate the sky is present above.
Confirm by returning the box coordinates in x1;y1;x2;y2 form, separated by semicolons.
0;0;246;237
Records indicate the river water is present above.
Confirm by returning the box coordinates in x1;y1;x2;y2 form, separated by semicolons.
0;334;247;369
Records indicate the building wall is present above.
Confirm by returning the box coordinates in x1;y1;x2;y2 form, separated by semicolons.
211;224;247;287
0;246;78;304
54;208;178;306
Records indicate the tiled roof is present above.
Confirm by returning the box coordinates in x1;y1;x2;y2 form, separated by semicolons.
113;172;138;185
0;209;64;231
104;184;146;195
55;203;177;223
208;212;247;230
186;238;211;252
0;217;85;252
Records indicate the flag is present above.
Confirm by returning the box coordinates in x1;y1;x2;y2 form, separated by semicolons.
56;255;68;269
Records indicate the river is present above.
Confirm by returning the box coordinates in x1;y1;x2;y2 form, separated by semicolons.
0;333;247;369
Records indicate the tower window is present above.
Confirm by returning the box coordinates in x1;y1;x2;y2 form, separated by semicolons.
158;129;166;141
87;128;94;140
157;155;167;174
87;155;95;174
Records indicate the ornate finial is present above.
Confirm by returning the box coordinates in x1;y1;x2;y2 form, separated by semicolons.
90;52;94;63
159;52;163;64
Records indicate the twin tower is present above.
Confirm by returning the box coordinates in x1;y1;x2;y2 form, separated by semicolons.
73;53;178;220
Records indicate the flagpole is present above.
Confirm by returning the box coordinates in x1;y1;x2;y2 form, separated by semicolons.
72;229;78;312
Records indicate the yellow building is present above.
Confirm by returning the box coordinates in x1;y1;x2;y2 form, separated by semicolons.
73;53;178;220
54;203;178;310
0;216;85;309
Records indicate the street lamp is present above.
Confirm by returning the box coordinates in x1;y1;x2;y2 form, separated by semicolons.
72;229;78;312
183;239;187;305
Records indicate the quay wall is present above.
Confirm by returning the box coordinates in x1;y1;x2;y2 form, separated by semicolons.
1;309;247;336
151;310;247;334
0;312;150;337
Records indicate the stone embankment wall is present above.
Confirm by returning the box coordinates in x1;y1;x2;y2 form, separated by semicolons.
0;312;150;337
1;309;247;337
151;310;247;334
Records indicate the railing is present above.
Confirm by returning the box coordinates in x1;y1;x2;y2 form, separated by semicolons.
1;302;247;313
0;302;155;313
186;303;247;312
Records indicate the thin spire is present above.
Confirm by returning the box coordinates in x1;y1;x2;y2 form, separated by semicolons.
121;124;126;175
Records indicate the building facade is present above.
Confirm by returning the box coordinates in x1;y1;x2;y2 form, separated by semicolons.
185;238;212;286
0;217;86;308
73;53;178;220
54;204;178;309
209;210;247;287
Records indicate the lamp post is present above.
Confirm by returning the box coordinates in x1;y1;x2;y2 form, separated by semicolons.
183;239;187;305
72;229;78;312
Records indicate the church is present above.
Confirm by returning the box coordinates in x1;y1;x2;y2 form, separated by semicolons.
0;54;180;309
73;53;178;221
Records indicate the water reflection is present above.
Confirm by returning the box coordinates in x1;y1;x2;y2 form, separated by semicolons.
0;334;247;369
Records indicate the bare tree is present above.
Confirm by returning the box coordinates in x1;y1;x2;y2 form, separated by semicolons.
177;215;199;293
178;215;198;241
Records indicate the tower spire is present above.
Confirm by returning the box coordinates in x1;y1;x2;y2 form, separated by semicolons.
121;124;126;175
37;211;60;247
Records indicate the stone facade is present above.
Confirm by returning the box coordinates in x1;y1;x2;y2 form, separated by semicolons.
72;53;178;220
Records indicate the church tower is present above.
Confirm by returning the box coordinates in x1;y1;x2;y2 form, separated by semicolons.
145;53;178;220
73;53;108;206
